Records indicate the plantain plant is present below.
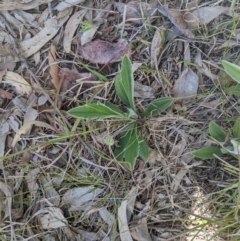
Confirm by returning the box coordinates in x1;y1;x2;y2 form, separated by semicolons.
193;60;240;159
68;56;173;170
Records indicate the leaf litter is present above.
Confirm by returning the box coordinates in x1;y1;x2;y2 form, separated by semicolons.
0;0;239;240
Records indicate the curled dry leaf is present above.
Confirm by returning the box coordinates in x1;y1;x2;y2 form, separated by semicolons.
172;68;199;104
78;39;131;64
158;5;195;39
63;10;87;53
115;1;156;24
3;71;32;96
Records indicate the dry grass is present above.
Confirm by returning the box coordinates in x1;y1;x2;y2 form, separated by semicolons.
0;0;240;240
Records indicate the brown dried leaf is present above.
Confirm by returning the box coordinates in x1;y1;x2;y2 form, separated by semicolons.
158;5;195;39
78;39;131;64
115;1;156;24
58;68;97;83
172;68;199;104
48;44;60;90
0;89;13;99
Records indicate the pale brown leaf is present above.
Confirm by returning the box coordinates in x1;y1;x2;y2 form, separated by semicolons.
78;39;131;64
48;44;60;90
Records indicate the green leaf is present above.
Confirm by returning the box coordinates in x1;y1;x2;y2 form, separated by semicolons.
114;127;134;161
233;118;240;138
222;60;240;84
115;55;135;110
141;97;173;117
225;85;240;96
79;61;109;82
124;127;139;170
192;147;223;159
209;121;227;142
68;102;126;120
114;124;140;170
138;134;149;162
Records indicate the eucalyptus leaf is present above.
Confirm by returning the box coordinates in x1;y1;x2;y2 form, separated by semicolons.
68;102;126;120
209;121;227;142
115;55;135;110
141;97;173;117
233;118;240;138
192;147;223;159
222;60;240;84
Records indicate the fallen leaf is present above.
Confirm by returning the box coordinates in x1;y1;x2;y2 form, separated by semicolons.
63;10;87;53
131;217;152;241
0;0;54;11
81;27;98;45
3;71;32;96
0;181;12;218
134;82;155;99
185;6;228;28
54;0;85;11
40;178;60;206
25;168;40;201
0;122;9;170
12;121;56;147
157;5;195;38
20;12;71;58
151;28;165;69
172;68;199;104
0;89;13;99
115;1;156;24
99;208;115;227
48;44;61;90
61;186;103;211
58;67;97;92
58;68;97;83
118;200;134;241
38;207;67;229
78;39;131;64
